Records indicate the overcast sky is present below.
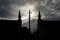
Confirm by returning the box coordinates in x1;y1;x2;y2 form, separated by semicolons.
0;0;60;33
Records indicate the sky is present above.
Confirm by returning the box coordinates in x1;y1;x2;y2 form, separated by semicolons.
0;0;60;33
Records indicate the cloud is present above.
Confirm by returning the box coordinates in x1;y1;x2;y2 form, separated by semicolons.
0;0;37;20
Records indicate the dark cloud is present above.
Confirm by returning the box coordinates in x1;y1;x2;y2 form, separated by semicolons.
0;7;15;19
0;0;60;20
54;2;60;11
0;8;10;17
0;0;37;19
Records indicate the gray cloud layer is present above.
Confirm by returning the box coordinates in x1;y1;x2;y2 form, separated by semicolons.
0;0;60;20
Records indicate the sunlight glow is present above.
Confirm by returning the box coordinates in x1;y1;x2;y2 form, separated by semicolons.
19;4;37;23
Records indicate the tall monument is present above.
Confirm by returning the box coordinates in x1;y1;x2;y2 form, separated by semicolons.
37;11;41;26
29;10;31;32
17;10;22;40
17;10;22;30
37;10;42;35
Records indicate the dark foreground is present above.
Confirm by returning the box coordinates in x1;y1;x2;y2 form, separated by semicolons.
0;20;57;40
